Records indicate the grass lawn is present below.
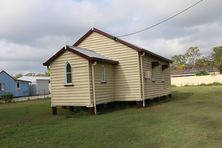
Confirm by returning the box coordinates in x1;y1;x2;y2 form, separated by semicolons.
0;86;222;148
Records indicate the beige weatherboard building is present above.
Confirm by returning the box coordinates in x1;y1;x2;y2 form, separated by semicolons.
43;28;171;115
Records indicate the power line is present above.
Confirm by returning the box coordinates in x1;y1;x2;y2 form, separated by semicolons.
117;0;204;38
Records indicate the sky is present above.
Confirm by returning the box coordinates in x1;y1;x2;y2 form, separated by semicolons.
0;0;222;75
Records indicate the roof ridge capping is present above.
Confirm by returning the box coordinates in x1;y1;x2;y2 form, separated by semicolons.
73;28;172;63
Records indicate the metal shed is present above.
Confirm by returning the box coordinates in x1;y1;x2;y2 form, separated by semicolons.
18;76;50;96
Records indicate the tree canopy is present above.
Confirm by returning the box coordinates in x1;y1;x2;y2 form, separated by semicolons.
211;46;222;73
171;46;201;69
171;45;222;73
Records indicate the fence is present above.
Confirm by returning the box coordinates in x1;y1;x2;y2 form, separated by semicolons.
171;74;222;86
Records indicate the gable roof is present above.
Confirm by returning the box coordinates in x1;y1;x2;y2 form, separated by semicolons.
43;46;119;66
73;28;172;63
0;70;31;83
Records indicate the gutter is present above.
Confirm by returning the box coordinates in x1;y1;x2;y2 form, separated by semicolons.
92;61;97;114
140;52;145;107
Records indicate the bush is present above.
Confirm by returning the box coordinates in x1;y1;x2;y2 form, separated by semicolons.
196;71;209;76
207;82;222;86
182;82;222;87
1;92;14;102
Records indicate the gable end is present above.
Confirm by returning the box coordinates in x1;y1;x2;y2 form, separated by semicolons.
73;28;172;63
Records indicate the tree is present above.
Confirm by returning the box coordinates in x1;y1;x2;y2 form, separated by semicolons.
171;54;186;69
195;56;212;69
15;73;23;78
211;46;222;73
185;47;201;66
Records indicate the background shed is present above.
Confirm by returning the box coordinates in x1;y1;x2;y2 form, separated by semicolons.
19;76;50;96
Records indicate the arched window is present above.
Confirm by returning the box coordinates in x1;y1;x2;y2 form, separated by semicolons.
65;62;72;84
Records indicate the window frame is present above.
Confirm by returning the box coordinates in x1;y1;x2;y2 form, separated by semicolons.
151;67;156;82
161;68;165;82
16;82;20;89
151;62;159;82
100;65;106;83
161;64;169;83
0;83;5;91
64;62;73;86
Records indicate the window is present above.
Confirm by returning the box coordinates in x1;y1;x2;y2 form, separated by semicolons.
16;82;20;89
0;83;5;91
144;70;151;79
65;62;72;84
100;65;106;83
151;62;159;82
151;68;156;82
161;69;165;82
161;65;169;82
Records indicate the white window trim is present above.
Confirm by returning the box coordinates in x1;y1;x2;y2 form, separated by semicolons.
64;62;73;85
100;65;106;83
16;82;20;90
1;83;5;91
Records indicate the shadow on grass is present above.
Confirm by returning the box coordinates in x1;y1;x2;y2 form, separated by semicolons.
59;98;174;116
59;91;194;116
58;107;90;118
96;101;137;114
171;91;194;101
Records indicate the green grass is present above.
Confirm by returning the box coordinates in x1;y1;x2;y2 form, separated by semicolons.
0;86;222;147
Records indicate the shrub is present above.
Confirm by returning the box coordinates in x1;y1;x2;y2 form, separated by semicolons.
207;82;222;86
1;92;14;102
196;71;209;76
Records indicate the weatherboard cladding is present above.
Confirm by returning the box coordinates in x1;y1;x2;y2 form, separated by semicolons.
50;50;91;106
142;55;171;99
74;28;172;63
46;28;171;107
93;63;115;104
77;31;142;101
